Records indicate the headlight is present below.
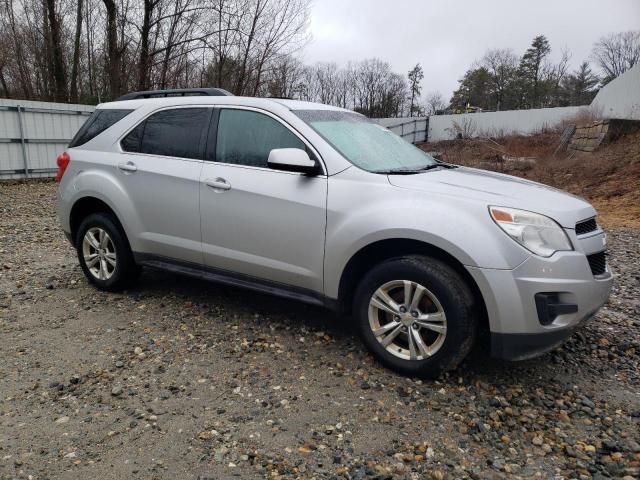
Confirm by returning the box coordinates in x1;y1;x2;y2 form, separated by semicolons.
489;206;573;257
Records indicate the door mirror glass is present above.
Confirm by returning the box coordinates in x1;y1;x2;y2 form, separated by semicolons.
267;148;319;175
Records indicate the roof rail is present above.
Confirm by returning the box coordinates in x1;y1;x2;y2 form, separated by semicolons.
115;88;233;101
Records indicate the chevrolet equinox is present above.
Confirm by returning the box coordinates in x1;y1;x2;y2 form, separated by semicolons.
56;88;612;377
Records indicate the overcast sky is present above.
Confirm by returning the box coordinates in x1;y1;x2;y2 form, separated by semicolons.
302;0;640;101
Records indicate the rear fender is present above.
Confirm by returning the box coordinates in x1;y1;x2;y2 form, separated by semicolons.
63;164;143;251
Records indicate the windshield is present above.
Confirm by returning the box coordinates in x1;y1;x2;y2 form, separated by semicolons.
293;110;437;172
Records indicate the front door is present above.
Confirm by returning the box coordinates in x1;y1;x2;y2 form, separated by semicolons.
199;107;327;293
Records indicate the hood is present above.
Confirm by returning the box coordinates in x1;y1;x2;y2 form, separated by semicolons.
387;166;595;228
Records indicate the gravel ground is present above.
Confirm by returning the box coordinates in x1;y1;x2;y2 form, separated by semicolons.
1;181;639;480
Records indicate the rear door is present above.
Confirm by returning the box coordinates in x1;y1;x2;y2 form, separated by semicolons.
199;107;327;293
118;106;212;264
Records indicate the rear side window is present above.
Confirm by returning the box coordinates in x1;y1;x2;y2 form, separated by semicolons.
121;108;210;160
69;109;133;147
121;122;144;152
215;109;306;168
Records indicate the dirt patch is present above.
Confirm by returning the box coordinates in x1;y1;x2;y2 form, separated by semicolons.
421;129;640;228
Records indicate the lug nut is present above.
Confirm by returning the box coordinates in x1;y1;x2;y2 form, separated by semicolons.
412;322;420;330
411;311;418;317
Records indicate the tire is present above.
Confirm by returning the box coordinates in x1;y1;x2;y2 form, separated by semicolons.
353;255;477;378
75;212;140;292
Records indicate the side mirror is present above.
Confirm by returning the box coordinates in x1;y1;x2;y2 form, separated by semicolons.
267;148;320;175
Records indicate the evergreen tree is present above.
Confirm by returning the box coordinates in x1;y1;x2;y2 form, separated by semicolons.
449;67;492;111
407;63;424;116
560;61;600;106
518;35;551;108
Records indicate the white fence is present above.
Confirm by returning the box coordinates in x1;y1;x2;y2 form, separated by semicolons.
374;107;587;143
374;117;428;143
0;99;94;179
427;106;587;142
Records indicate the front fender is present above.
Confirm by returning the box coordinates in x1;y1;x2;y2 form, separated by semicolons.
324;169;529;299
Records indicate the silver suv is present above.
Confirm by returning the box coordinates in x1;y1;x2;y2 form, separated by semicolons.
57;89;612;377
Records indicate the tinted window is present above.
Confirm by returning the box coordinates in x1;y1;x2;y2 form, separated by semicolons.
121;108;210;159
69;109;132;147
215;109;306;168
121;122;144;153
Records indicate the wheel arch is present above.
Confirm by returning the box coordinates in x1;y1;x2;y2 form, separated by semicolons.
336;238;489;335
69;196;127;246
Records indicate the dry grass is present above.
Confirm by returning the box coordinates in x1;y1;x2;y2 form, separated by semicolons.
421;129;640;228
556;106;605;130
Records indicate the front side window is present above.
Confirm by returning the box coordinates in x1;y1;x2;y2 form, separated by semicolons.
214;109;306;168
294;110;437;173
121;108;210;160
70;109;132;147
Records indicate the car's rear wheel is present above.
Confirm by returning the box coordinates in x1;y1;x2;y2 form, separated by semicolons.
76;213;140;291
354;255;477;378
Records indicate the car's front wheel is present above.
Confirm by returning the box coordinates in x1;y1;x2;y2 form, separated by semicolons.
75;212;140;292
354;255;477;378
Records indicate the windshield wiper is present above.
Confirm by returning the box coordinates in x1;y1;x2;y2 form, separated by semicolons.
373;164;442;175
434;160;458;169
414;164;443;171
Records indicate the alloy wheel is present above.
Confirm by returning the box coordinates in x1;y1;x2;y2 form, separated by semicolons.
82;227;117;280
368;279;447;361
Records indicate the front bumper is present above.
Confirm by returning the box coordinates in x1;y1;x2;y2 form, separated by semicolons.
466;239;613;361
490;321;588;361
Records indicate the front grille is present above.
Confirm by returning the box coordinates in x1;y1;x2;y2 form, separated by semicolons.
587;251;607;276
576;218;597;235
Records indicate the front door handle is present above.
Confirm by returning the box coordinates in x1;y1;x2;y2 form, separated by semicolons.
205;177;231;191
118;161;137;172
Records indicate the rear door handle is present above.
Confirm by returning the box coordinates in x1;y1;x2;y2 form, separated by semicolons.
118;161;137;172
205;178;231;191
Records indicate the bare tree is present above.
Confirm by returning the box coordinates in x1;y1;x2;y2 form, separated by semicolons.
542;47;571;106
103;0;122;98
297;63;318;101
266;54;303;97
424;91;446;115
137;0;158;90
0;0;404;114
0;32;10;97
84;0;99;99
45;0;69;101
293;58;408;116
592;31;640;84
70;0;83;102
249;0;311;96
207;0;244;91
482;48;517;111
334;66;352;109
315;62;339;104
